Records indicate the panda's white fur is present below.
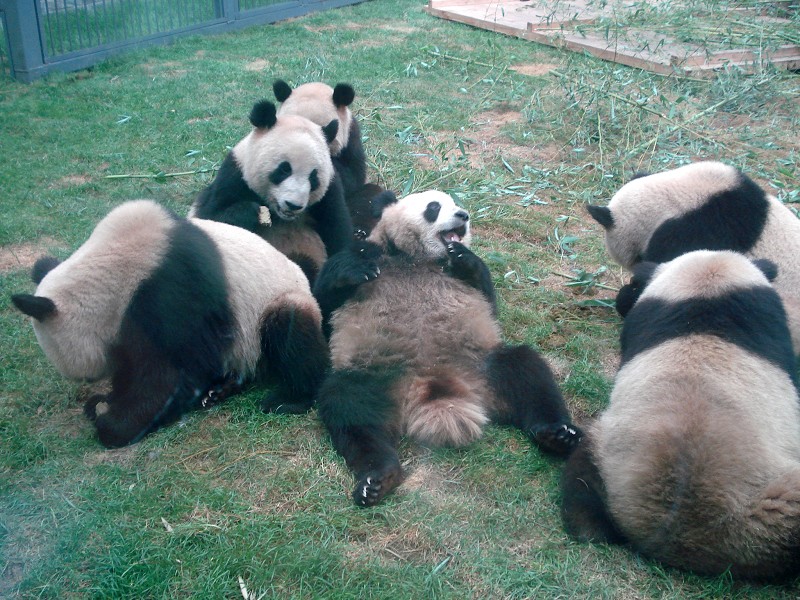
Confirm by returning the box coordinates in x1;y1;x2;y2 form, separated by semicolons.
190;100;352;284
314;190;580;506
13;200;328;447
234;113;333;220
274;81;353;157
587;161;800;351
561;250;800;580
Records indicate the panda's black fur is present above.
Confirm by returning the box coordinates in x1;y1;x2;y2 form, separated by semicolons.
11;201;329;448
313;190;581;506
561;250;800;580
586;161;800;351
191;100;352;283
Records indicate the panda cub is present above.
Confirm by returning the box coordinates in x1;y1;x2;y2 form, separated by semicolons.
586;161;800;350
314;190;581;506
561;250;800;580
273;79;391;238
190;100;352;283
12;201;329;448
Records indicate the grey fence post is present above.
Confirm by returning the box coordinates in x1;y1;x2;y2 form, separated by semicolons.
1;1;46;82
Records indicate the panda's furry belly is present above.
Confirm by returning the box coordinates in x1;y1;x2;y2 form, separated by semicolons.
328;261;502;446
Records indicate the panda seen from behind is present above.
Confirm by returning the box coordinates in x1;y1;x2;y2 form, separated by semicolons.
561;250;800;580
190;100;352;283
313;190;582;506
586;161;800;351
11;200;329;448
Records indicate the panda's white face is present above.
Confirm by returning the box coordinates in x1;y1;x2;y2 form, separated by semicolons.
234;115;333;222
369;190;472;260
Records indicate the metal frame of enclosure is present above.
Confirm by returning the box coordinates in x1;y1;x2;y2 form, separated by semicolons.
0;0;368;82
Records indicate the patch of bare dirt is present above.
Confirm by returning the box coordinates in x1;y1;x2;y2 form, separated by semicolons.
510;63;560;77
244;58;270;72
50;174;92;188
0;237;64;273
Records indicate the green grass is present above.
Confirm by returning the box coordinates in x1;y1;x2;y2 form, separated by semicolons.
2;0;800;597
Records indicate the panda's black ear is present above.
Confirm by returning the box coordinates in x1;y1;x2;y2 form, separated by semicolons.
586;205;614;229
371;190;398;219
12;294;57;321
615;261;658;317
332;83;355;107
273;79;292;103
322;119;339;145
628;170;651;181
753;258;779;282
32;256;61;284
249;100;277;129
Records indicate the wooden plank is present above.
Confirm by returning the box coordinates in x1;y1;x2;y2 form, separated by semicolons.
425;0;800;77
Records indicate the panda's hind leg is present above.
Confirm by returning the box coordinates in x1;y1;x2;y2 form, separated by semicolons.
317;368;403;507
260;295;330;414
486;344;582;455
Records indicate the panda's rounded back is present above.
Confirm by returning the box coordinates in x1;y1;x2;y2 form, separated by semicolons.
595;250;800;572
30;200;175;380
604;162;743;267
191;217;318;377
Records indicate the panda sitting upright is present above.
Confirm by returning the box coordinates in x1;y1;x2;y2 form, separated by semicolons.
313;190;582;506
190;100;352;283
561;250;800;580
272;78;393;238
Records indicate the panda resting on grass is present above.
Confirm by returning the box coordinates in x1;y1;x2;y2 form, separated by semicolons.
313;190;582;507
11;200;329;448
586;161;800;352
190;100;353;283
561;250;800;581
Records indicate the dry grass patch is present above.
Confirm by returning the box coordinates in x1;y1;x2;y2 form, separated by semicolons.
0;237;65;273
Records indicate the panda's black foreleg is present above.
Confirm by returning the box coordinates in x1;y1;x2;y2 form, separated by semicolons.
87;336;193;448
486;344;582;456
561;435;625;544
445;241;497;314
309;176;353;256
313;240;382;336
316;368;403;507
260;303;330;414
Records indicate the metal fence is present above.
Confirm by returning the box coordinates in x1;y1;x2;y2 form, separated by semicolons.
1;0;369;82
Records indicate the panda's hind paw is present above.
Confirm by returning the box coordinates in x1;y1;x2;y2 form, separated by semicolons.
531;422;583;456
352;464;402;507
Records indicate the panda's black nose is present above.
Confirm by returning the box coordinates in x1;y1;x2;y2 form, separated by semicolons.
285;201;303;212
455;210;469;221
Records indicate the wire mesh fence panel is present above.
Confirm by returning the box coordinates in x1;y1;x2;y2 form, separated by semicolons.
39;0;217;58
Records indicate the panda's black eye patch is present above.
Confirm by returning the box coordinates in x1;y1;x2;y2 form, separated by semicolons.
269;161;292;185
309;169;320;192
424;202;441;223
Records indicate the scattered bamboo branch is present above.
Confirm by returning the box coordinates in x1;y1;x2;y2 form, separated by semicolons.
105;166;218;181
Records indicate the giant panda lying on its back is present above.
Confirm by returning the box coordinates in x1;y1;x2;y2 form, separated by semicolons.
273;78;392;238
313;190;582;506
190;100;352;283
586;161;800;351
11;200;329;448
561;250;800;580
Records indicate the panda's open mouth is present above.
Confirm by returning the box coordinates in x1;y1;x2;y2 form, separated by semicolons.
439;225;467;244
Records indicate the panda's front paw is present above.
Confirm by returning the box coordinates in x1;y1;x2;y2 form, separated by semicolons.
352;464;403;507
336;246;381;287
531;422;583;456
446;241;481;273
